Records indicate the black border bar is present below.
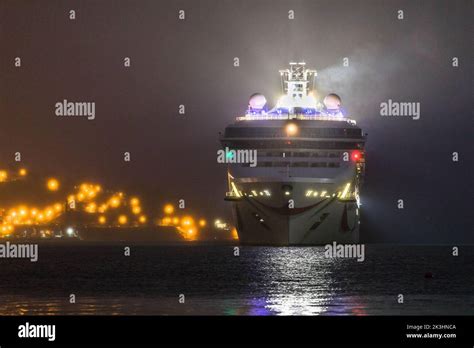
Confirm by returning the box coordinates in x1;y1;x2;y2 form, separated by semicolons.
0;315;472;345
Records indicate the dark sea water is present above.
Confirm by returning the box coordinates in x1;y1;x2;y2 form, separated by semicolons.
0;244;472;315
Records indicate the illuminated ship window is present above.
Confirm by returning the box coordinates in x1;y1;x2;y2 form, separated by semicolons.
286;152;310;158
270;162;284;167
223;127;362;139
310;162;327;167
313;151;328;158
223;140;363;150
263;151;277;157
256;161;342;168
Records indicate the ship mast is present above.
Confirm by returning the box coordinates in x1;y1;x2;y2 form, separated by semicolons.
276;62;318;118
279;62;317;100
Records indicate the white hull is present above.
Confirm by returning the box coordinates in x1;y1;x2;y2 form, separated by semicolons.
229;182;360;245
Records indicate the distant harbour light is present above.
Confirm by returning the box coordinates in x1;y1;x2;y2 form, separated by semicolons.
47;178;60;191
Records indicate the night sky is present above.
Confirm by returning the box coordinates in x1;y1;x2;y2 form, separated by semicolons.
1;0;472;243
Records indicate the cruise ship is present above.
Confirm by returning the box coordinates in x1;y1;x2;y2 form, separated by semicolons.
220;62;366;245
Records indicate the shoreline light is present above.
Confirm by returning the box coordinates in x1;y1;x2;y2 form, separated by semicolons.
164;204;174;215
47;178;60;191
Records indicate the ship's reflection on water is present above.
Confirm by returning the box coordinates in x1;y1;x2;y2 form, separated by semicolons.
245;247;366;316
251;247;333;315
0;245;472;315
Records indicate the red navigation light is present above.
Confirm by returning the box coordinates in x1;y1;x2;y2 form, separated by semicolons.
351;150;362;162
